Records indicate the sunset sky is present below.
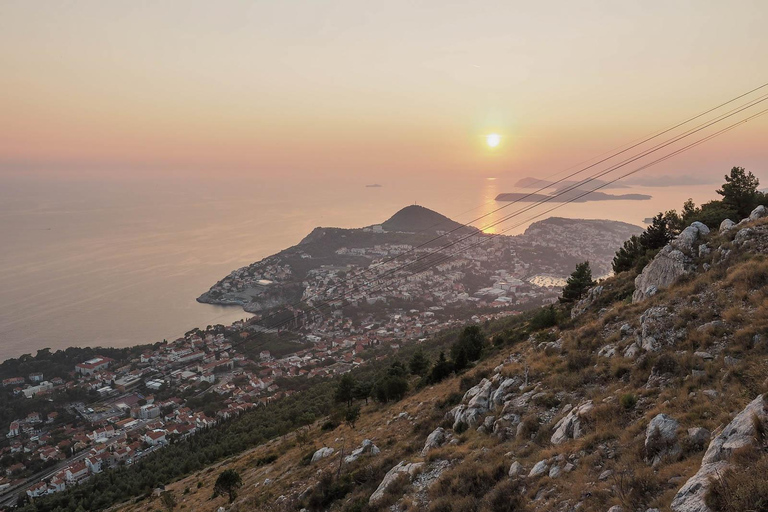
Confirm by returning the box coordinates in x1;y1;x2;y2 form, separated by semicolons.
2;0;767;182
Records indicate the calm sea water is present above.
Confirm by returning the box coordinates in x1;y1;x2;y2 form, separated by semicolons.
0;175;717;361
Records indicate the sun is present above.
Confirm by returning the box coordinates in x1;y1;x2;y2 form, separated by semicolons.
486;133;501;148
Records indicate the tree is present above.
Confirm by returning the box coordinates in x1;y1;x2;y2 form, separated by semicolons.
160;490;177;511
560;261;594;303
450;325;486;366
353;380;372;404
214;469;242;503
612;235;644;273
334;374;356;407
409;348;430;376
717;166;763;218
344;406;360;429
428;352;454;383
639;213;674;251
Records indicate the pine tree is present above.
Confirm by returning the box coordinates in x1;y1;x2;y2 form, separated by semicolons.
409;348;430;376
213;469;242;503
560;261;595;303
717;166;763;218
334;374;356;407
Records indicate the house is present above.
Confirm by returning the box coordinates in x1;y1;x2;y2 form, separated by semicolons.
85;455;104;474
29;372;44;383
75;357;113;376
49;473;67;492
7;421;19;438
143;430;167;446
2;377;24;387
26;412;41;423
22;381;53;398
26;481;48;498
88;425;115;442
65;461;89;483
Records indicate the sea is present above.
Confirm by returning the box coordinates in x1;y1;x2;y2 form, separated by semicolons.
0;174;719;361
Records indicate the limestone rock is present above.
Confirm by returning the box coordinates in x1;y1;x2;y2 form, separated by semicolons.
670;461;729;512
702;394;768;464
749;204;767;221
633;222;709;302
369;461;423;504
344;439;380;463
671;395;768;512
548;465;562;478
571;285;604;319
551;401;594;445
311;446;334;463
421;427;447;456
528;460;549;478
719;218;736;233
491;378;519;407
645;413;680;465
508;461;524;477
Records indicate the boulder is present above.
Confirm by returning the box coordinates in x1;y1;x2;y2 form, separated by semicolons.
571;285;604;319
369;461;423;504
421;427;447;456
310;446;334;463
719;218;736;233
528;460;548;478
551;401;594;445
548;465;562;478
645;413;680;465
491;378;519;407
702;394;768;464
671;395;768;512
633;222;709;302
607;507;624;512
344;439;380;463
670;461;729;512
749;204;767;221
508;461;524;477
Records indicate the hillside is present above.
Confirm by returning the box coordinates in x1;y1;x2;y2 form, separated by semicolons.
379;205;477;234
104;206;768;512
197;206;640;319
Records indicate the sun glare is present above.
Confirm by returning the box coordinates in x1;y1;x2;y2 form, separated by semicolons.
486;133;501;148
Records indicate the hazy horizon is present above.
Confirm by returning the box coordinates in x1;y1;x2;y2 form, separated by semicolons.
2;0;768;184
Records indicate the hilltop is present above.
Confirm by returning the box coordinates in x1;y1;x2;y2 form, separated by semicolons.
379;205;477;234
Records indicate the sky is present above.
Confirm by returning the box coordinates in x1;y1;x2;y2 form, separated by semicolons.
2;0;768;183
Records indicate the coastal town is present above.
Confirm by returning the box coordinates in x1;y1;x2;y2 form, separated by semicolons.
2;213;640;505
1;305;519;505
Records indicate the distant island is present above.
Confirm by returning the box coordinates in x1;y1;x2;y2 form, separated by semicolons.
496;189;651;203
365;184;382;188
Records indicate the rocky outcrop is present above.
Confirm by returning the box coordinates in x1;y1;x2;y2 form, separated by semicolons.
719;218;736;233
701;394;767;464
421;427;447;456
311;446;334;463
551;401;594;445
671;395;768;512
528;459;549;478
369;461;424;504
645;413;680;465
447;379;493;429
633;222;709;302
344;439;380;463
571;285;604;319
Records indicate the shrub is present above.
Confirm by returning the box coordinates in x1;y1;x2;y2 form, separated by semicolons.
620;393;638;410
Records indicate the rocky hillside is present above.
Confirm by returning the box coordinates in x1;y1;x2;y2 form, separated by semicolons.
114;206;768;512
